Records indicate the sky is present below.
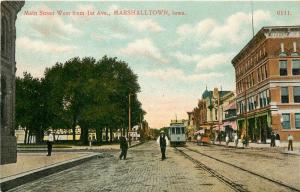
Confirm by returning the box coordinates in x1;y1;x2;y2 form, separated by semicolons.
15;1;300;128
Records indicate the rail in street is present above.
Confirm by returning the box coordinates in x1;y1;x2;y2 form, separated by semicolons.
175;146;300;192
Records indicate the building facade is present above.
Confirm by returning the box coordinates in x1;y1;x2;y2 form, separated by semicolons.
191;88;232;138
221;92;237;140
1;1;25;164
232;26;300;142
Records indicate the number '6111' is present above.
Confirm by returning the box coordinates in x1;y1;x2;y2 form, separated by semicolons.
277;10;291;16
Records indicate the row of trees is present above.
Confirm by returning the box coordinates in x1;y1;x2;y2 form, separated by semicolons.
16;56;145;145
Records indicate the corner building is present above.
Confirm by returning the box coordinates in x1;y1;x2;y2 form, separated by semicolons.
232;26;300;142
1;1;25;164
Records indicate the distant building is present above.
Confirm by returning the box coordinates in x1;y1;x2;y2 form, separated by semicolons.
221;92;237;140
232;26;300;142
192;87;233;138
1;1;25;164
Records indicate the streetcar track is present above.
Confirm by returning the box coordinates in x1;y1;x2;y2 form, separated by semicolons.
175;147;248;192
181;146;300;192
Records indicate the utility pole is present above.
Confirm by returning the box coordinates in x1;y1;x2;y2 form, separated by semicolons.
243;81;249;146
128;93;132;139
218;90;221;144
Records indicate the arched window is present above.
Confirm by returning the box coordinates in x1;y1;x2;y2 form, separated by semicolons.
1;16;9;55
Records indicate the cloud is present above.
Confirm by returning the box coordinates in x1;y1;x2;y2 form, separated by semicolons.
120;38;168;64
16;37;76;53
196;52;234;70
22;5;82;39
145;67;224;81
176;10;271;49
128;18;164;33
171;51;233;70
172;51;202;63
91;32;126;41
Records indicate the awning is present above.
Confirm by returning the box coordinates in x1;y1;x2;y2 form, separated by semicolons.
224;102;236;111
222;121;237;130
194;129;205;135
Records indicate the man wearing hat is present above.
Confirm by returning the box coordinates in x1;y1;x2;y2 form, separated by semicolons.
159;130;167;160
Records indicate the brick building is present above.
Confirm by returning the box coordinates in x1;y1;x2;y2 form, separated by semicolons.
232;26;300;142
191;88;232;138
1;1;25;164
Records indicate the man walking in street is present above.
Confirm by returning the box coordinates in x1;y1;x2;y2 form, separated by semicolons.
288;134;294;151
234;134;238;148
47;131;54;156
159;131;167;160
119;136;128;160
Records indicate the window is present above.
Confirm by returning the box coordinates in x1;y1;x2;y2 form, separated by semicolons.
181;127;185;134
294;87;300;103
176;127;181;134
292;60;300;75
279;60;288;76
264;65;268;78
282;113;290;129
295;114;300;129
281;87;289;103
172;128;175;134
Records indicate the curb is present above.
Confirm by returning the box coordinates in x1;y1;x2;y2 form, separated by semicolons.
0;153;100;192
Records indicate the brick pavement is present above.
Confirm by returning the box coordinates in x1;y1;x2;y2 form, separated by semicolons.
8;141;232;192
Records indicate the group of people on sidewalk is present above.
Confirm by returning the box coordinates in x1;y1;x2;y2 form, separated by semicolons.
195;132;295;151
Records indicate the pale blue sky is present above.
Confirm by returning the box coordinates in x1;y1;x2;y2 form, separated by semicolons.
15;1;300;128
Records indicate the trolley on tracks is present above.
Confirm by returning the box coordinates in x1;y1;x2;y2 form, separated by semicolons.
168;120;186;146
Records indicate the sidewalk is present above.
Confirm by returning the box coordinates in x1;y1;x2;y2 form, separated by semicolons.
210;141;300;155
0;152;93;179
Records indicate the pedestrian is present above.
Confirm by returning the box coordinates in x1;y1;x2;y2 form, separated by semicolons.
159;131;167;160
119;136;128;160
225;134;229;147
234;134;238;148
47;131;54;156
197;134;201;146
288;134;294;151
270;132;275;147
275;133;281;147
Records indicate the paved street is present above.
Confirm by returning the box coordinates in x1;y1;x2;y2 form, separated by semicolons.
8;141;300;192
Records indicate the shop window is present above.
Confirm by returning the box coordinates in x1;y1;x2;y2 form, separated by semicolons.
294;87;300;103
281;87;289;103
295;113;300;129
282;113;290;129
279;60;288;76
292;60;300;75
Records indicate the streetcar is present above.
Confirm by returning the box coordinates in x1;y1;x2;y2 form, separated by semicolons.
168;120;186;146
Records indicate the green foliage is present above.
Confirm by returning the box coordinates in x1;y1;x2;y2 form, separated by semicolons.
16;56;145;145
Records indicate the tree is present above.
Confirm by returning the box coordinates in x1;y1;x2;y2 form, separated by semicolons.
15;72;48;144
18;56;145;145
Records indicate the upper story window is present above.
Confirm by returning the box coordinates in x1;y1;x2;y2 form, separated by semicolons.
295;113;300;129
281;87;289;103
282;113;290;129
292;60;300;75
279;60;288;76
279;43;287;57
294;86;300;103
291;42;299;56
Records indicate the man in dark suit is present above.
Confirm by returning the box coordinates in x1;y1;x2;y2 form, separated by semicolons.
119;136;128;160
159;131;167;160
